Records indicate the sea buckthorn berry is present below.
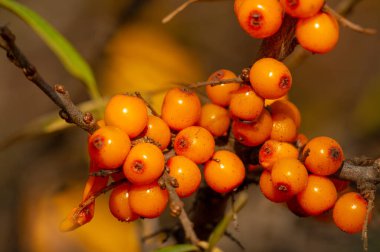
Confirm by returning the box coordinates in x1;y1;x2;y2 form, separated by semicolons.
280;0;324;18
264;94;288;106
198;103;231;137
232;109;272;146
286;196;309;217
204;150;245;194
302;136;344;176
161;88;201;131
82;176;109;201
259;140;299;171
229;86;264;121
206;69;240;107
167;155;201;198
250;58;292;99
271;158;308;196
259;170;292;203
143;115;171;150
297;175;338;216
129;182;169;218
270;113;298;142
96;119;106;128
295;133;308;149
333;192;369;234
174;126;215;164
104;94;148;138
237;0;283;38
123;143;165;185
269;100;301;129
296;12;339;54
88;126;131;169
109;183;139;222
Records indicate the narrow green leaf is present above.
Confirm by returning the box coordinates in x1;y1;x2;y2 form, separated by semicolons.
153;244;199;252
207;192;248;251
0;0;100;99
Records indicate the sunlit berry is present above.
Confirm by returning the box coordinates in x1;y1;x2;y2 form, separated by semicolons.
259;170;292;202
206;69;241;107
109;183;139;222
143;115;171;150
270;113;298;142
229;86;264;121
198;103;230;137
269;100;301;129
259;140;299;171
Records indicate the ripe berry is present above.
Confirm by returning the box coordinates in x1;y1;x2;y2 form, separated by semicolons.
234;0;246;15
129;182;169;218
259;170;292;203
174;126;215;164
204;150;245;193
161;88;201;131
237;0;283;38
295;133;308;149
333;192;369;234
206;69;240;107
143;115;171;150
250;58;292;99
302;136;344;176
297;175;338;216
123;143;165;185
167;155;201;198
296;12;339;54
104;94;148;138
109;183;139;222
280;0;324;18
270;113;298;142
88;126;131;169
96;119;106;128
259;140;299;171
198;103;231;137
269;100;301;129
229;86;264;121
232;109;273;146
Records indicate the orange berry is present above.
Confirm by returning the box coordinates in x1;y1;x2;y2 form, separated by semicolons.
198;103;230;137
259;170;292;203
280;0;324;18
296;12;339;54
270;113;298;142
96;119;106;128
206;69;240;107
143;115;171;150
104;94;148;138
237;0;283;38
204;150;245;193
297;175;338;216
259;140;299;171
234;0;246;15
232;109;273;146
264;94;288;106
295;133;308;149
174;126;215;164
123;143;165;185
88;126;131;169
82;176;109;201
129;182;168;218
229;86;264;121
333;192;369;234
271;158;308;196
167;155;201;198
302;136;344;176
269;100;301;128
109;183;139;222
250;58;292;99
161;88;201;131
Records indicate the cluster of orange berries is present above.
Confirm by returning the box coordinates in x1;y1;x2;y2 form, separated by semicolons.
234;0;339;53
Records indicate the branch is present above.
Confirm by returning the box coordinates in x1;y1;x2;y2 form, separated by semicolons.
335;158;380;183
188;77;244;89
162;0;200;24
0;26;99;134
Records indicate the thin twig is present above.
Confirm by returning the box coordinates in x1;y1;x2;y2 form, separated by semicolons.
188;77;244;89
135;92;160;116
162;0;200;24
362;190;375;252
89;168;122;177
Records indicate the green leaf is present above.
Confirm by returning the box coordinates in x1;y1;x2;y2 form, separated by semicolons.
0;0;100;100
207;192;248;251
153;244;199;252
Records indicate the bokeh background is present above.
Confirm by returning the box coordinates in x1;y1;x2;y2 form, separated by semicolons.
0;0;380;251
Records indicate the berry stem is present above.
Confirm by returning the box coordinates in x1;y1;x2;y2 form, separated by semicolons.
188;77;244;89
162;0;200;24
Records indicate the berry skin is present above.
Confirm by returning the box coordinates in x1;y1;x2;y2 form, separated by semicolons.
234;0;246;15
174;126;215;164
237;0;283;39
270;113;298;142
302;136;344;176
229;86;264;121
269;100;301;129
104;94;148;138
280;0;324;18
167;155;201;198
296;12;339;54
88;126;131;169
129;182;169;218
204;150;245;193
109;183;139;222
333;192;369;234
271;158;308;196
250;58;292;99
259;140;299;171
259;170;292;203
143;115;171;150
96;119;106;128
297;175;338;216
198;103;231;137
295;133;309;149
123;143;165;185
232;109;273;147
206;69;240;107
161;88;201;131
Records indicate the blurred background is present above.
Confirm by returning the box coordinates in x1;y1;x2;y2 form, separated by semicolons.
0;0;380;251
